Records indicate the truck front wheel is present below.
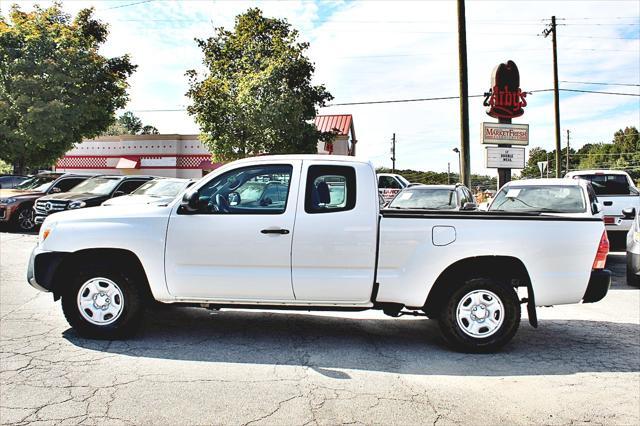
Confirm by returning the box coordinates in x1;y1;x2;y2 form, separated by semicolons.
438;278;520;353
61;264;144;339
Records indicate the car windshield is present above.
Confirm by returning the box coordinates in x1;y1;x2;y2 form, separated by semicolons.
133;180;188;197
490;185;586;213
14;175;60;192
389;188;456;209
572;174;636;196
69;177;121;195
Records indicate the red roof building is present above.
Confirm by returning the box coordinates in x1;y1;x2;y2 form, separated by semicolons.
314;114;357;156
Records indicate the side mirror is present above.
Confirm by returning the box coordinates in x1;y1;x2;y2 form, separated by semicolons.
112;191;125;198
462;202;477;211
51;187;61;193
622;207;636;219
180;189;199;213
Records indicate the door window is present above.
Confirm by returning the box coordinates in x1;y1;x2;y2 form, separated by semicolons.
115;180;148;195
305;165;356;214
51;178;87;193
196;165;292;214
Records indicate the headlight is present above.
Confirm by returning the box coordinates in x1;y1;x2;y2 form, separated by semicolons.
68;201;86;209
0;198;17;204
634;231;640;243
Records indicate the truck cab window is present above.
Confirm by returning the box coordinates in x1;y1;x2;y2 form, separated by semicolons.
378;176;401;189
305;165;356;214
197;165;292;214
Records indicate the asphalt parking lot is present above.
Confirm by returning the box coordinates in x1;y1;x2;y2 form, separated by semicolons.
1;231;639;425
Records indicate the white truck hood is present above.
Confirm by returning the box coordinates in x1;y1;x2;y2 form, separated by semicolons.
102;194;174;207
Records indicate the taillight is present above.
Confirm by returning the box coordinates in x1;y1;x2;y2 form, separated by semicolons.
603;216;615;224
592;231;609;270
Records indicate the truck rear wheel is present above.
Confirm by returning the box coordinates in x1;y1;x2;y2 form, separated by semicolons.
438;278;520;353
61;263;144;339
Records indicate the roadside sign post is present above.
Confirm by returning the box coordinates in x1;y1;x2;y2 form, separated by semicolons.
537;161;548;178
482;60;528;189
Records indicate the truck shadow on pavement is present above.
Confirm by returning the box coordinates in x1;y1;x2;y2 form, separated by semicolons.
64;309;640;377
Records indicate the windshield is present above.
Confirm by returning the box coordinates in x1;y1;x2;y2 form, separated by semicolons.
490;185;586;213
132;179;189;197
14;175;60;192
69;177;121;195
389;188;456;209
572;174;636;196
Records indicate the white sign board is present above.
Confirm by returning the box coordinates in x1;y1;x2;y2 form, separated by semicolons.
485;147;526;169
481;122;529;146
140;157;177;167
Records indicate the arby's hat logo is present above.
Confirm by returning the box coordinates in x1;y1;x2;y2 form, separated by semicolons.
483;60;527;119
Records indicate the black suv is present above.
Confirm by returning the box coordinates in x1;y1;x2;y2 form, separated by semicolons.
34;175;154;224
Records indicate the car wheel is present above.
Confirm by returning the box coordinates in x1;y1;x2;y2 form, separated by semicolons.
438;278;521;353
13;205;35;232
61;263;145;339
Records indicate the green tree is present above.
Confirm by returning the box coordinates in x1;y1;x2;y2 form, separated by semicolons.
103;111;157;135
576;127;639;180
0;4;136;174
186;8;334;161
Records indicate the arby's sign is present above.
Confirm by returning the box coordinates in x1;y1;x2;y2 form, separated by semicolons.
483;60;527;120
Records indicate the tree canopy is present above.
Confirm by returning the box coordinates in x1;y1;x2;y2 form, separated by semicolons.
520;127;639;182
186;8;334;161
103;111;158;135
0;4;136;173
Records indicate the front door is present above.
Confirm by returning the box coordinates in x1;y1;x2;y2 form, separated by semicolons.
165;161;300;301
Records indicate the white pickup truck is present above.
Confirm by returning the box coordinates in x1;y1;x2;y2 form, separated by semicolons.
28;155;611;352
566;170;640;234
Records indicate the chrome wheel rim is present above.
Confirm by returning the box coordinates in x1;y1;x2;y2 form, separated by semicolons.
18;208;35;231
77;278;124;326
456;289;504;338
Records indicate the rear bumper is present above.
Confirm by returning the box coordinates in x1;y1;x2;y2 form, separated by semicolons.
27;246;67;293
582;269;611;303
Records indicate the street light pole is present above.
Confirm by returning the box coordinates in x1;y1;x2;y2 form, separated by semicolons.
453;148;461;183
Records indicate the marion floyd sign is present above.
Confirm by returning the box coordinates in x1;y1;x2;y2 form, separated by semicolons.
485;147;526;169
481;122;529;146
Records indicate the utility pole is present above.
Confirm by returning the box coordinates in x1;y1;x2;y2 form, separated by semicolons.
566;129;570;175
456;0;471;188
447;162;451;184
543;16;562;177
390;133;396;173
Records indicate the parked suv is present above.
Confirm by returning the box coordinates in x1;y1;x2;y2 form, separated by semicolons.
34;175;154;224
0;173;92;232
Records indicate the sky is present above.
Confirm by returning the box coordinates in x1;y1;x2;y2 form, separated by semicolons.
3;0;639;176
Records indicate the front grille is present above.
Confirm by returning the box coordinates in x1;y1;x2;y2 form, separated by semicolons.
0;207;5;219
35;200;69;216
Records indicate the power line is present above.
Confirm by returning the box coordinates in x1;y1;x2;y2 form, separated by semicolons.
560;81;640;87
560;88;640;96
103;0;154;10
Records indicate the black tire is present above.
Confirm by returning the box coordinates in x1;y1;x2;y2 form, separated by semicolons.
438;278;521;353
12;205;35;232
61;262;145;339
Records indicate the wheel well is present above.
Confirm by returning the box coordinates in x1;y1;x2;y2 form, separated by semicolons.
52;248;153;302
422;256;531;317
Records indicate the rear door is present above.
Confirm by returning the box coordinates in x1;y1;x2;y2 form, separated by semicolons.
291;161;378;303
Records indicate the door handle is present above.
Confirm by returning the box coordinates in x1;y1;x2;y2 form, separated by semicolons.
260;228;290;235
603;201;613;206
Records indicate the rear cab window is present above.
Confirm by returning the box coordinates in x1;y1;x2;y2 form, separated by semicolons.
305;165;356;214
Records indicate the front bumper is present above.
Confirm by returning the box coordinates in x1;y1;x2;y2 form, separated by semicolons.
27;246;67;293
0;204;17;222
582;269;612;303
